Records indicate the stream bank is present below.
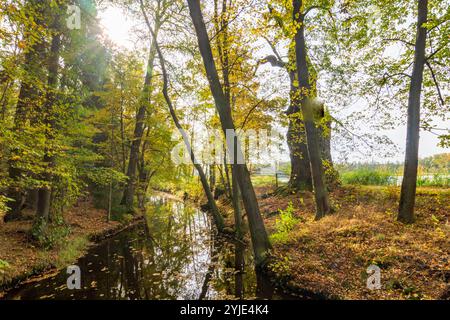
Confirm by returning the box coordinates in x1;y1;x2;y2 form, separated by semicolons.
0;200;143;297
1;194;302;300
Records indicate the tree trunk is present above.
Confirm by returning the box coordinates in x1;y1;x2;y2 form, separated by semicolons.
188;0;271;266
293;0;330;219
158;58;224;232
122;23;160;209
4;1;47;222
36;11;63;220
140;3;225;231
287;68;313;191
209;164;216;194
232;167;243;239
263;43;313;191
398;0;428;224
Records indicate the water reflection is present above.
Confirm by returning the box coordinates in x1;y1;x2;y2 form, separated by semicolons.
3;195;292;300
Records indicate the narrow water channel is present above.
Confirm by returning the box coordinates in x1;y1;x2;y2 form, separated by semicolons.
4;195;294;300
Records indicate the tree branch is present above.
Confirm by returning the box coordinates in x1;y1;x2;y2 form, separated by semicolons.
426;42;448;60
260;55;286;68
382;38;415;47
425;60;445;106
304;5;328;17
262;36;283;62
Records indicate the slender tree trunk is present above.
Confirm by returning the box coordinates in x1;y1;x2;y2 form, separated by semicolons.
232;168;243;239
398;0;428;224
119;86;127;174
293;0;330;219
140;3;225;231
122;22;160;209
188;0;271;266
218;0;244;237
209;164;216;194
158;56;224;232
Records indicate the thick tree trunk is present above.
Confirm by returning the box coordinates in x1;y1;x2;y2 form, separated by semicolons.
263;44;313;191
398;0;428;224
287;118;313;191
293;0;330;219
4;2;47;222
287;69;313;191
36;9;63;220
319;117;332;165
122;24;160;209
188;0;271;266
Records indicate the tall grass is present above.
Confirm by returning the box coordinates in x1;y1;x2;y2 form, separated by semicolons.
341;169;449;187
417;175;450;187
341;169;393;186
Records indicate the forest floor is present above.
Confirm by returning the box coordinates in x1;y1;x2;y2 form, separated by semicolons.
255;185;449;300
0;200;141;296
1;186;448;300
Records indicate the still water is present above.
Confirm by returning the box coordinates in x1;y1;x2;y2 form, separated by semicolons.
4;195;294;300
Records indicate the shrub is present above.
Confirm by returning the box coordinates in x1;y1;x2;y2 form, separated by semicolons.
0;259;10;283
0;195;8;219
120;213;134;224
30;216;71;250
270;202;299;244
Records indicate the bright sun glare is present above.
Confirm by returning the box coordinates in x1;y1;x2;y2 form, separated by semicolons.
98;7;134;49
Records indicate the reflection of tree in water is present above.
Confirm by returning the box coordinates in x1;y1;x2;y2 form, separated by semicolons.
4;196;289;300
208;242;255;299
88;198;211;300
141;198;214;299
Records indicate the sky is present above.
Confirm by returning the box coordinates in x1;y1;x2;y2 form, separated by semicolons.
98;6;449;164
98;6;135;49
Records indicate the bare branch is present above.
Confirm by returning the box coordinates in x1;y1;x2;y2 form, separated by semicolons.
262;36;283;62
260;55;286;68
382;38;415;47
425;61;445;106
426;42;449;60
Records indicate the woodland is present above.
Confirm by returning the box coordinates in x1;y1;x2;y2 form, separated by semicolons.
0;0;449;300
